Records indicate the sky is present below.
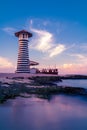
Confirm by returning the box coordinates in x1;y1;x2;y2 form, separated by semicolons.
0;0;87;74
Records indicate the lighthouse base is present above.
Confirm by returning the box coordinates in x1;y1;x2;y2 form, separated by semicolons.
15;69;30;73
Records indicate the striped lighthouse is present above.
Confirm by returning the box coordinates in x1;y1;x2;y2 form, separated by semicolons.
15;30;32;73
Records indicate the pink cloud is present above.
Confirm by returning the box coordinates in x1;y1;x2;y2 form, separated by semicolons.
0;56;15;72
59;63;87;75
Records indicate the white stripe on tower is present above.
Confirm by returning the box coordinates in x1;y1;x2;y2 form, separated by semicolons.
15;30;32;73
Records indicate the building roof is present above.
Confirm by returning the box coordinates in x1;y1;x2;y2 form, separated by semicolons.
30;60;39;66
15;30;32;37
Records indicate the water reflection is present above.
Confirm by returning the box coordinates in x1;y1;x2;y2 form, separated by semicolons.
0;95;87;130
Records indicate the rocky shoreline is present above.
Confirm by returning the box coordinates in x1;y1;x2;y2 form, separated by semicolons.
0;76;87;103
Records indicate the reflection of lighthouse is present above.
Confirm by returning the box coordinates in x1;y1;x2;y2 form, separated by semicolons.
15;30;32;73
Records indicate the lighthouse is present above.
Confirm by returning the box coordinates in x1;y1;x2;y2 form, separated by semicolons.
15;30;32;73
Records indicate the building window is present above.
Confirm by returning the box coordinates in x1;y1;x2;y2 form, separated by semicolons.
23;34;25;38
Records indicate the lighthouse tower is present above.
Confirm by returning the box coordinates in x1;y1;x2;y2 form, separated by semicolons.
15;30;32;73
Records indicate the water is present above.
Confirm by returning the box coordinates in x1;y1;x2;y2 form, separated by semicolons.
1;79;87;130
0;95;87;130
58;79;87;88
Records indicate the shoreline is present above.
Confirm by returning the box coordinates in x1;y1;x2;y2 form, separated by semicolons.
0;77;87;103
0;73;87;103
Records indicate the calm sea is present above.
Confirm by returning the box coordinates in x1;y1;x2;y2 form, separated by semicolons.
0;80;87;130
58;79;87;88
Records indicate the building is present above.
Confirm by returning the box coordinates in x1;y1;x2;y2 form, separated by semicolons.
15;29;58;75
15;30;32;73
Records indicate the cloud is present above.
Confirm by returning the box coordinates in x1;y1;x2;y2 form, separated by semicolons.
69;53;87;64
0;56;15;72
79;44;87;50
75;54;85;59
59;63;87;74
62;63;73;69
2;27;16;35
0;56;14;68
30;27;66;57
30;19;33;25
30;28;53;52
49;44;66;57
